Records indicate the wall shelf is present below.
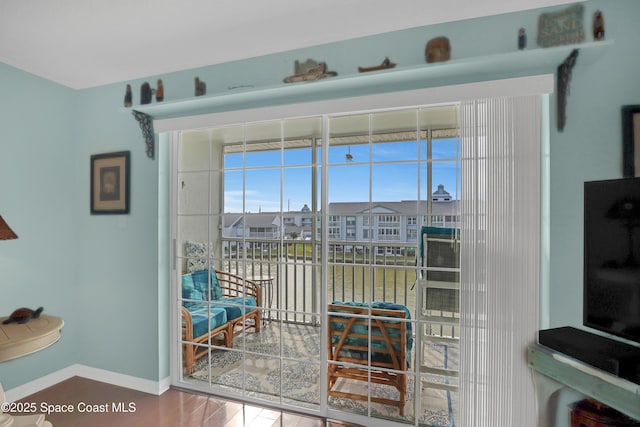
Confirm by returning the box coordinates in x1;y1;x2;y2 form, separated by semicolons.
129;41;613;121
528;343;640;422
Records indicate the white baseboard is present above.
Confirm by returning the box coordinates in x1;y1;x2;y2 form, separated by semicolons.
5;365;170;402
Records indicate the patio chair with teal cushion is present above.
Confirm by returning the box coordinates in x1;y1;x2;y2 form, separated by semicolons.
328;301;413;416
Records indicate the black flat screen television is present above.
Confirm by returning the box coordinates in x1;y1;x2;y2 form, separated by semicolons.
584;177;640;344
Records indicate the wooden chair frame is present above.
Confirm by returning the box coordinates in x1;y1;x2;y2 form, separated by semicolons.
181;270;262;375
215;270;262;336
327;304;409;415
181;306;230;375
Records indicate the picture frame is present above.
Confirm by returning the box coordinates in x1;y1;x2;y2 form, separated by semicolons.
622;105;640;178
90;151;130;214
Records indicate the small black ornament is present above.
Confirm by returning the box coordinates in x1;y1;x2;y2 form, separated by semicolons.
518;28;527;50
140;82;152;105
124;84;132;107
195;77;206;96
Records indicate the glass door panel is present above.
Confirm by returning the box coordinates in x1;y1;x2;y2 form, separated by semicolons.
177;116;323;412
327;110;420;423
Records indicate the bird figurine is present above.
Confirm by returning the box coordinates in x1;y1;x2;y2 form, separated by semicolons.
124;84;132;107
3;307;44;324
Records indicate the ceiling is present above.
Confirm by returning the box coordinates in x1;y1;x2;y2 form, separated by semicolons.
0;0;575;90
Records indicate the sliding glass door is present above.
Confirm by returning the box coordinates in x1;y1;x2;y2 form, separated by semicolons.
171;103;464;426
167;76;548;427
175;117;324;411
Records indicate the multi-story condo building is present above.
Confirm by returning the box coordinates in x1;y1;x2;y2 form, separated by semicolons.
223;185;459;244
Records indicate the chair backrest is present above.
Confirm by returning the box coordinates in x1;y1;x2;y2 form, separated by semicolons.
215;270;261;306
328;302;411;371
420;226;460;282
420;226;460;314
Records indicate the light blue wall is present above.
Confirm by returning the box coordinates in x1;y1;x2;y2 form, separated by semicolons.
0;62;79;386
71;86;164;379
547;1;640;330
1;0;638;391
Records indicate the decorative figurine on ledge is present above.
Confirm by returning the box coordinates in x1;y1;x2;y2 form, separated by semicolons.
140;82;152;104
195;77;206;96
358;57;396;73
124;84;132;107
425;37;451;63
3;307;44;324
283;59;337;83
518;27;527;50
155;79;164;102
593;10;605;40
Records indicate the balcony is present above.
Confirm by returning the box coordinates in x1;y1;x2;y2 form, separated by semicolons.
182;235;459;424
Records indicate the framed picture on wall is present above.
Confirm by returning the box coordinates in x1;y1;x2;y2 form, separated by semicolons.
622;105;640;178
90;151;130;214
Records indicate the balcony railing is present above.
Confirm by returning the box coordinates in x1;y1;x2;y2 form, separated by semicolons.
217;236;460;412
220;237;455;328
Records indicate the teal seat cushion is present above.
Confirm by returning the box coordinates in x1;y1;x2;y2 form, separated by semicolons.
330;301;413;366
181;274;204;308
187;303;228;338
189;269;222;300
215;297;258;321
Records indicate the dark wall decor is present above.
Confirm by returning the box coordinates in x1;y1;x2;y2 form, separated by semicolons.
622;105;640;177
90;151;130;214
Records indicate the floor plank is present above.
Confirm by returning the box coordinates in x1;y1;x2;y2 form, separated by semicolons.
11;377;362;427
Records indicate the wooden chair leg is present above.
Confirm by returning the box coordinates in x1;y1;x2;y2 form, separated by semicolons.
254;310;261;332
225;324;234;348
398;373;407;416
183;343;195;375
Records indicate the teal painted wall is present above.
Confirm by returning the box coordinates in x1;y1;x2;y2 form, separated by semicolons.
0;62;79;386
71;86;163;380
1;0;639;391
547;1;640;332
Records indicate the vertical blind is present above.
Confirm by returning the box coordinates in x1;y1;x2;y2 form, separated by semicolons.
458;95;541;427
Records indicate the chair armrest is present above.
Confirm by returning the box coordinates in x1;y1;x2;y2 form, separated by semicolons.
215;270;261;307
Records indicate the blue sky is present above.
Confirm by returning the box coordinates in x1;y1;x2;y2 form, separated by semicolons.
224;138;459;213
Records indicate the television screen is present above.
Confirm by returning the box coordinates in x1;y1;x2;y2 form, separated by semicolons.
584;177;640;344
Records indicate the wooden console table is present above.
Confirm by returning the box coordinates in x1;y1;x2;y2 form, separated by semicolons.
528;344;640;425
0;315;64;362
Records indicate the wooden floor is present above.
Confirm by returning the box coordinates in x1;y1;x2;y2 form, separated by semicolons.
13;377;363;427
